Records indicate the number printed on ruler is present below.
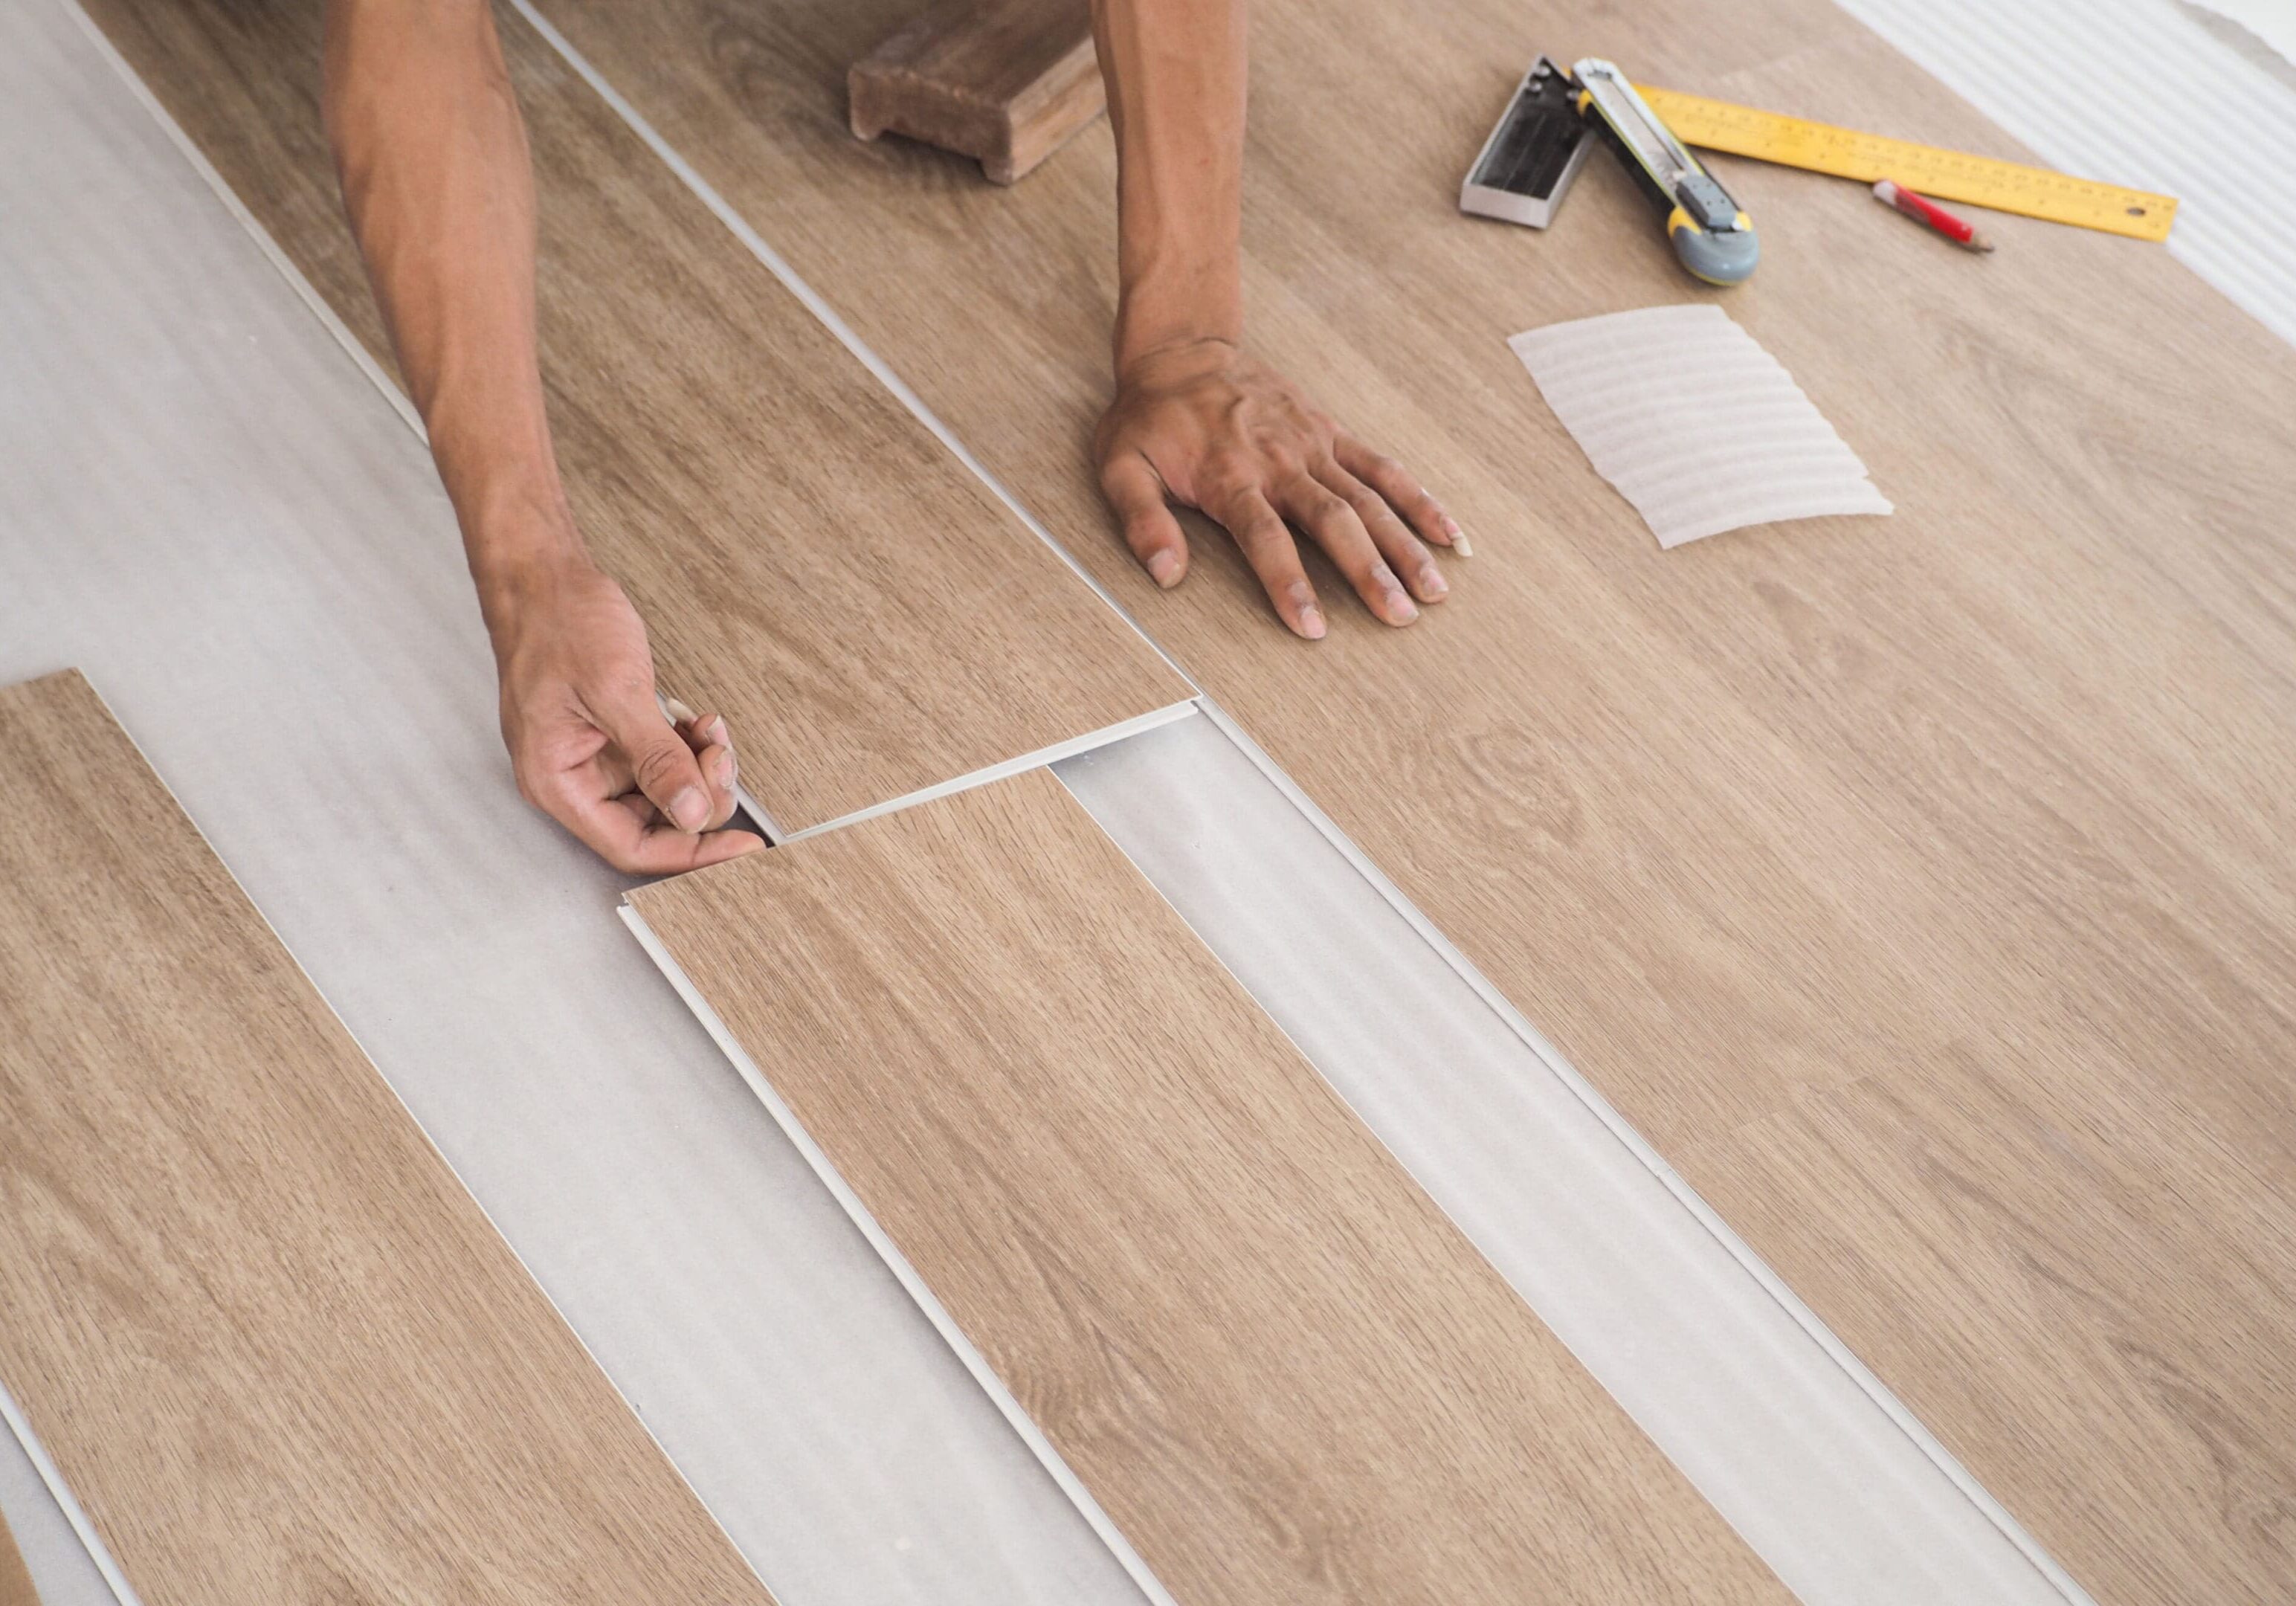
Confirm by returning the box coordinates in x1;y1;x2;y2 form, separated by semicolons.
1636;86;2178;241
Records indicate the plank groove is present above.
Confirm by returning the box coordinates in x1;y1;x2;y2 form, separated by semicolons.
630;768;1788;1605
0;670;779;1605
522;0;2296;1597
73;0;1186;833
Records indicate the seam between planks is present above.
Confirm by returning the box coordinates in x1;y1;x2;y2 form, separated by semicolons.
503;0;1196;694
58;0;427;443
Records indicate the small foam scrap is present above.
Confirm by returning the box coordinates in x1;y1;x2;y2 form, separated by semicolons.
1509;304;1892;548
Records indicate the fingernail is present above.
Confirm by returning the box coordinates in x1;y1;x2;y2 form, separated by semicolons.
715;752;736;790
669;786;708;831
1445;518;1474;558
1378;571;1418;623
707;716;728;746
662;696;697;724
1419;564;1449;599
1297;602;1326;639
1147;549;1182;589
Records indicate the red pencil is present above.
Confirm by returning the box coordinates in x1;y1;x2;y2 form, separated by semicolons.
1872;178;1995;253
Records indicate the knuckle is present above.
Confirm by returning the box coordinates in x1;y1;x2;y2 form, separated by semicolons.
629;741;686;793
1202;457;1260;503
1096;456;1140;499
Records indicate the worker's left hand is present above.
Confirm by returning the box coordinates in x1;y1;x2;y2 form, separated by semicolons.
1094;338;1466;639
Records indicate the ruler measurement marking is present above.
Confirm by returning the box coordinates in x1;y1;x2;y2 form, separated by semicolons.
1636;86;2177;241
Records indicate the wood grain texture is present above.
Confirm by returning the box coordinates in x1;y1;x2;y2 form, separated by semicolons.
631;767;1787;1605
849;0;1103;183
517;0;2296;1598
0;1512;35;1606
0;670;778;1606
74;0;1185;833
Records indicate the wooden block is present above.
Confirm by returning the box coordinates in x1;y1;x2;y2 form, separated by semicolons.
74;0;1186;835
506;0;2296;1599
0;671;778;1605
849;0;1103;184
630;770;1790;1605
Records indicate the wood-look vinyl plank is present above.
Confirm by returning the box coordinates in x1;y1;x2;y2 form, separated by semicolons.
72;0;1187;834
0;1511;36;1606
628;767;1788;1606
0;669;779;1606
517;0;2296;1597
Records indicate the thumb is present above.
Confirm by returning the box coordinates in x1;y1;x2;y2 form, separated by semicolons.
597;688;714;833
1100;452;1188;589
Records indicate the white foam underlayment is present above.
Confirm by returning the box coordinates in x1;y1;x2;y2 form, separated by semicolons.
1833;0;2296;349
16;0;2289;1598
1510;305;1893;547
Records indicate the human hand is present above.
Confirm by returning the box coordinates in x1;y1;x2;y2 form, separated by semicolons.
1093;338;1468;639
484;554;761;873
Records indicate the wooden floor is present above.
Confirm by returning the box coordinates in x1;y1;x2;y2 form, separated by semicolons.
76;0;1186;834
0;671;779;1606
526;0;2296;1599
631;768;1788;1606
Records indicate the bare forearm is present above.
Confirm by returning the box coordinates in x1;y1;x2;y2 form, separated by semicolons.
1090;0;1245;372
322;0;578;628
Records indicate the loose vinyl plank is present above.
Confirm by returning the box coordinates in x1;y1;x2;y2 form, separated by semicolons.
628;767;1789;1606
72;0;1187;834
515;0;2296;1597
0;670;778;1606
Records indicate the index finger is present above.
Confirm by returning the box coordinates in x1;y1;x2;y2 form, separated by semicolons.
544;773;764;875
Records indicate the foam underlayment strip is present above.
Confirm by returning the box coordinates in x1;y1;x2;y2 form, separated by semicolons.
1060;709;2090;1606
1512;303;1893;546
1832;0;2296;347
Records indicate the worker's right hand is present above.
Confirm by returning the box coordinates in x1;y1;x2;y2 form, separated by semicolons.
484;553;763;874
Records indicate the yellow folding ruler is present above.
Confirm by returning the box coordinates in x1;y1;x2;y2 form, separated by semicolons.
1635;85;2178;242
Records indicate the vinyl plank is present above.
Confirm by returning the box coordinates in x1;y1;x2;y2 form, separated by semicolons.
515;0;2296;1598
627;769;1790;1606
0;669;778;1606
71;0;1187;834
0;1511;36;1606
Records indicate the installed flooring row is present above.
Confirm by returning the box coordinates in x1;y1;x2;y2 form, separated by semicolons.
480;0;2294;1601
